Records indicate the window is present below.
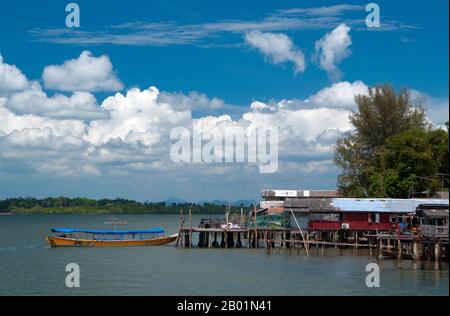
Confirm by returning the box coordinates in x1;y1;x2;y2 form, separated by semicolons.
369;213;380;223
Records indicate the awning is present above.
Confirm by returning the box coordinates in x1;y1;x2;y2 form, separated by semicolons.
51;227;164;234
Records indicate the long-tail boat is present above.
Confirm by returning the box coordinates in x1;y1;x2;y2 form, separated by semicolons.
46;227;177;247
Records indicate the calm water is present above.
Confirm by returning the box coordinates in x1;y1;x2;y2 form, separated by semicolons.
0;214;448;296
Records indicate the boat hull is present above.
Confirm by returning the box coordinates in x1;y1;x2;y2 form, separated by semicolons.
46;234;178;247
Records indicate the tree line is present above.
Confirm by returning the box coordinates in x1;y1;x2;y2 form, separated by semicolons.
0;197;250;214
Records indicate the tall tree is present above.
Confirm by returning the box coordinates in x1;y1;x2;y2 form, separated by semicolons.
334;84;428;197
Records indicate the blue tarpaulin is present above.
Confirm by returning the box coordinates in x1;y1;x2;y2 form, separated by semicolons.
51;228;164;234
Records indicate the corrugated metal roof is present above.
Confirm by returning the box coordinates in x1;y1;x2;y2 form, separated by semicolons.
283;197;338;213
331;198;449;213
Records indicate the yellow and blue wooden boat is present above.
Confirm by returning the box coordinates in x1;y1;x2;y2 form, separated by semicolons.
46;227;177;247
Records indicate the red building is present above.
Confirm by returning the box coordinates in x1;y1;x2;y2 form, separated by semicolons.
307;198;448;233
309;212;394;232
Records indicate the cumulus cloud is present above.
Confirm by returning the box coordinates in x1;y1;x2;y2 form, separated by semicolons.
243;105;352;143
1;81;358;179
42;51;124;92
1;56;445;198
0;106;86;139
86;86;191;146
0;53;29;93
158;90;225;111
315;23;352;80
245;31;305;73
250;80;369;111
4;81;107;120
308;80;369;108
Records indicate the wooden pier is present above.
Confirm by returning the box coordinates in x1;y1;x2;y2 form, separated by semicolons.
175;212;449;269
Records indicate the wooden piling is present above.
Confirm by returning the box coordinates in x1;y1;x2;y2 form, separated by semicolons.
435;243;441;271
397;239;403;269
188;209;192;248
378;238;384;260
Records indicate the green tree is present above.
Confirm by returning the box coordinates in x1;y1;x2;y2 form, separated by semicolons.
378;128;449;197
334;84;428;197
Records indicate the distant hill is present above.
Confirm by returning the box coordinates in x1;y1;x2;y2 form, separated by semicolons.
164;196;188;206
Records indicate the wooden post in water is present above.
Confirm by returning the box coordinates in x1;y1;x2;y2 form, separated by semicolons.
212;232;218;248
289;210;309;255
435;243;441;271
397;238;403;268
412;240;420;269
188;209;192;248
175;208;184;248
378;238;384;260
254;205;258;248
264;229;268;253
236;232;242;248
420;242;426;269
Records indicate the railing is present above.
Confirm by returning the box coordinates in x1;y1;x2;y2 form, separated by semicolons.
420;225;449;237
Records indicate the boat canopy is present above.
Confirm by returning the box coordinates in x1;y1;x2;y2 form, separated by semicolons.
51;227;164;235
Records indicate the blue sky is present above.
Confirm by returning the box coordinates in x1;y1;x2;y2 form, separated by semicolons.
0;0;448;201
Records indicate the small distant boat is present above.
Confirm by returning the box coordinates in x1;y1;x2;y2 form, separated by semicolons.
46;227;177;247
104;215;127;226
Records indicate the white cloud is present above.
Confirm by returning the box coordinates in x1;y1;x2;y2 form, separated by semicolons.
315;23;352;80
30;5;413;47
0;53;29;92
243;106;352;143
82;164;101;176
308;80;369;108
42;51;124;92
1;80;357;180
4;81;107;120
86;86;191;146
245;31;305;73
0;106;86;139
250;80;369;111
279;4;364;16
1;47;444;199
410;89;449;127
0;55;445;197
158;90;225;111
